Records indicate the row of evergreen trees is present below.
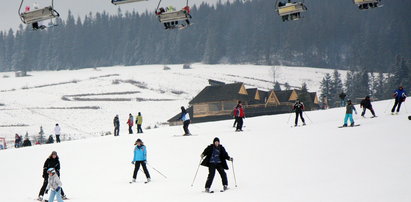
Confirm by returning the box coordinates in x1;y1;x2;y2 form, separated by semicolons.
0;0;410;72
319;56;410;107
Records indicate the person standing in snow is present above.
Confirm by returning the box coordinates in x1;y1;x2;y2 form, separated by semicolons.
131;139;151;183
339;92;347;107
113;115;120;136
343;99;357;127
360;96;376;118
293;99;306;126
15;134;22;148
38;151;67;201
45;168;64;202
391;86;407;115
233;101;245;132
201;137;233;193
127;113;134;134
22;136;32;147
178;106;191;136
54;124;61;143
136;112;143;134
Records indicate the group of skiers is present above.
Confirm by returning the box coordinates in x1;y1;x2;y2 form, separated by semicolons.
13;124;62;148
113;113;143;136
36;136;234;201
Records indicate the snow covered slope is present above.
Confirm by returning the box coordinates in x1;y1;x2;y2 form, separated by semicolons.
0;99;410;202
0;64;345;140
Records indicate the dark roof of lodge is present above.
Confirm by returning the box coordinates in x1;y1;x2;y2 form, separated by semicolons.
247;88;259;100
274;90;294;102
189;83;249;104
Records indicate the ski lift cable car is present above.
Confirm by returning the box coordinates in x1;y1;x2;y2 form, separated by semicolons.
353;0;382;9
18;0;60;24
111;0;147;6
275;0;307;21
155;0;190;23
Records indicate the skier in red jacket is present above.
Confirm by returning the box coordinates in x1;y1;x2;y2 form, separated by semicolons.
233;101;245;132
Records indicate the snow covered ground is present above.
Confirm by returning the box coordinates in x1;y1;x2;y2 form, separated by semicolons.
0;99;410;202
0;64;346;141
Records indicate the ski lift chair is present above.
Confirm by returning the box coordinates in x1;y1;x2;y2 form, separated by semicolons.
158;10;189;23
20;6;59;24
111;0;147;5
354;0;382;9
276;2;307;21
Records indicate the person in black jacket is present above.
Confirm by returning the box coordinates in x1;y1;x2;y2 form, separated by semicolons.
38;151;67;201
293;99;306;126
360;96;376;118
113;115;120;136
201;137;233;193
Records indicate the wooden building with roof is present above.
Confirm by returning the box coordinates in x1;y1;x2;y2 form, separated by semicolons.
168;81;319;125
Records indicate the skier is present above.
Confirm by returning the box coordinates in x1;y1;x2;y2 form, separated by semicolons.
391;86;407;115
231;106;238;128
113;115;120;136
54;123;61;143
31;2;46;30
136;112;143;134
233;101;245;132
131;139;151;183
339;92;347;107
360;96;376;118
127;113;134;134
342;99;357;127
22;136;32;147
46;135;54;144
45;168;64;202
155;7;170;29
38;151;67;201
293;99;306;126
178;106;191;136
201;137;233;193
15;134;22;148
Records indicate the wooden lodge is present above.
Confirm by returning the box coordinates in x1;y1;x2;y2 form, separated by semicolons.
168;81;319;125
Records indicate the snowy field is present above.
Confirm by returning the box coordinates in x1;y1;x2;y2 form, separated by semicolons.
0;64;345;141
0;99;410;202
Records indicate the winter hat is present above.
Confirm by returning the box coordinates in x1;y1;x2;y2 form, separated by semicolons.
135;139;143;145
213;137;220;144
51;151;57;155
47;168;56;174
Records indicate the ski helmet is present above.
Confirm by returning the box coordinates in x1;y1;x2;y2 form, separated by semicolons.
47;168;56;174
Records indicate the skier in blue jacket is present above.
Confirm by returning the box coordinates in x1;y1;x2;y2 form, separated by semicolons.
131;139;151;183
391;86;407;115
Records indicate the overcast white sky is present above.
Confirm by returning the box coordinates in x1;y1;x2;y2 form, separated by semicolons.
0;0;224;32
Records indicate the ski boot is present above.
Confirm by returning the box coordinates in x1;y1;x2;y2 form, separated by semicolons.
132;178;136;183
62;195;68;200
205;188;213;193
146;178;151;183
303;122;306;126
223;185;229;191
37;196;43;201
350;122;355;127
342;124;348;127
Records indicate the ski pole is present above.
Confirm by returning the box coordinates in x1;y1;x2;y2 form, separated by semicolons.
191;157;203;187
231;160;238;187
147;163;167;179
384;100;393;114
286;112;293;124
303;111;313;124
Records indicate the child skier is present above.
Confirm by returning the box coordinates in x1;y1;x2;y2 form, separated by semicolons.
46;168;64;202
201;137;233;193
127;113;134;134
131;139;151;183
343;99;357;127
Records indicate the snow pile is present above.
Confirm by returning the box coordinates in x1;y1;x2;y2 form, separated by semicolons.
0;99;410;202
